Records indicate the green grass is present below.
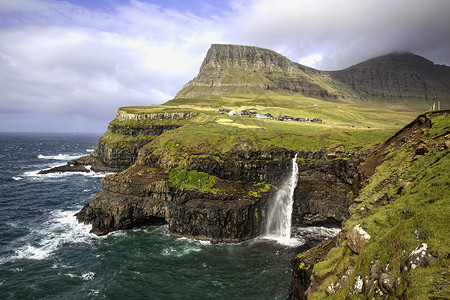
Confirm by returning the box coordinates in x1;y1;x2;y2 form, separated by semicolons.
110;95;430;170
167;168;218;194
99;132;155;149
307;113;450;299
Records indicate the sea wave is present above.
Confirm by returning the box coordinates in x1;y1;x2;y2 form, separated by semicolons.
66;272;95;281
161;244;202;257
0;210;98;264
12;176;22;181
37;154;81;160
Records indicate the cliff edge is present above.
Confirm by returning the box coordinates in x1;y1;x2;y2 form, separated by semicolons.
289;111;449;299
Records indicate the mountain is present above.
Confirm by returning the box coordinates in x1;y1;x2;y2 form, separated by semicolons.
173;44;450;106
330;52;450;101
174;44;360;100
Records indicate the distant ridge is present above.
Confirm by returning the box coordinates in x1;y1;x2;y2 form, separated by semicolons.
174;44;450;104
330;52;450;100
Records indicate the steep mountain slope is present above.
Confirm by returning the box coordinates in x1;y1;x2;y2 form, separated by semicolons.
330;52;450;101
174;44;360;101
171;44;450;107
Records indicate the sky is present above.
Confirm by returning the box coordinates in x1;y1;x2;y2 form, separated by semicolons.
1;0;449;133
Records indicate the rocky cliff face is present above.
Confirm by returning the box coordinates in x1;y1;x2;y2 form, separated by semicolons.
76;150;292;242
292;150;364;227
175;44;358;100
174;44;450;104
77;134;366;242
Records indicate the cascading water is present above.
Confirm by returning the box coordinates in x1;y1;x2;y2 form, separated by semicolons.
265;154;299;245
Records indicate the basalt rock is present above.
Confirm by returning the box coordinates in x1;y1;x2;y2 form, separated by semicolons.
77;136;366;242
39;164;90;174
76;165;273;242
289;237;339;300
138;146;294;185
292;150;364;227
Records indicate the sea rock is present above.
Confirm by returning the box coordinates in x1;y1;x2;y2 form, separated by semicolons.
347;224;371;254
39;164;90;174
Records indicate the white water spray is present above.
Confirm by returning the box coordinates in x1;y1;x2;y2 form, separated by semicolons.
265;154;299;245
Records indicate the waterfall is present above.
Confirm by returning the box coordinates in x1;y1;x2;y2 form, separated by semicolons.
265;154;299;245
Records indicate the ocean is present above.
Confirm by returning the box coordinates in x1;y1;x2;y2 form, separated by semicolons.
0;133;338;299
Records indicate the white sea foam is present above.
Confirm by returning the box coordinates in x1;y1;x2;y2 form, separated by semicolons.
161;243;202;257
86;149;95;152
12;176;22;181
81;272;95;281
293;226;341;239
37;154;81;160
66;272;95;281
261;235;305;247
0;210;98;264
23;169;112;180
88;289;100;296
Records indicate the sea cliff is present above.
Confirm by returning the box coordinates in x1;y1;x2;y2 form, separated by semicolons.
76;108;367;242
289;111;449;299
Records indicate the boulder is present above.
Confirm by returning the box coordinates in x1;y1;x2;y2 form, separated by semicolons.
347;224;371;254
415;143;429;155
401;243;436;272
378;273;396;293
352;275;363;294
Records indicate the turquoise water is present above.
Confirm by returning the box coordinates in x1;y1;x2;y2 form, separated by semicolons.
0;133;320;299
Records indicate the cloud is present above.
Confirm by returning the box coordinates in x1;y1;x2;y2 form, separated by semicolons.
226;0;450;70
0;0;225;131
0;0;449;132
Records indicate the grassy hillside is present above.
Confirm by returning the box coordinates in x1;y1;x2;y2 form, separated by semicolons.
296;112;449;299
109;92;432;164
